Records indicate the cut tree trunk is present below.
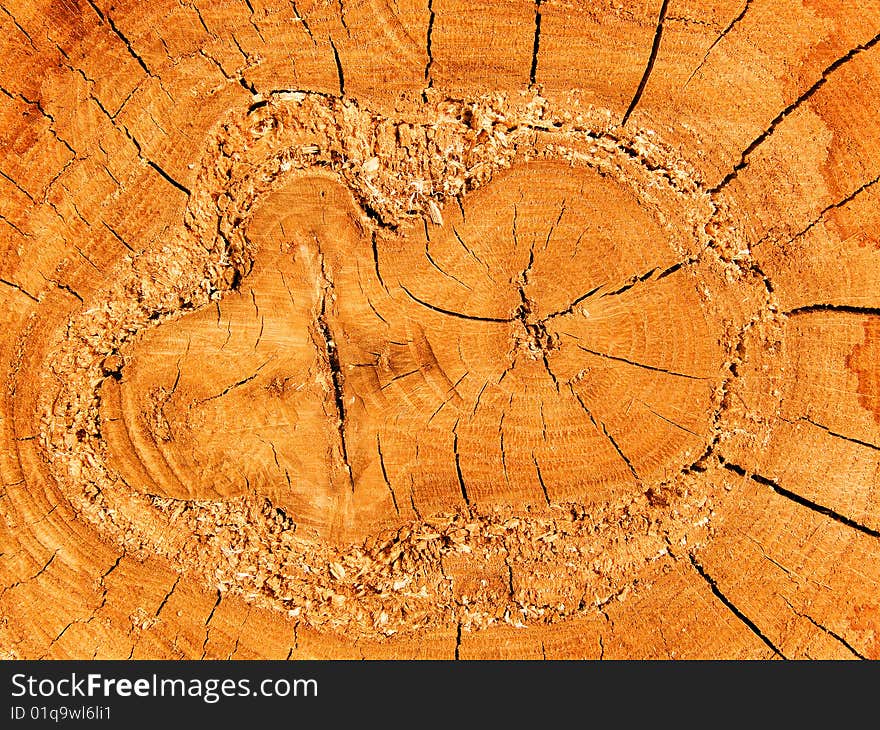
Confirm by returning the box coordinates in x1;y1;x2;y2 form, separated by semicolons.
2;0;880;660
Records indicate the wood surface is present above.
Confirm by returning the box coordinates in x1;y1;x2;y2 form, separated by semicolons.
2;0;880;659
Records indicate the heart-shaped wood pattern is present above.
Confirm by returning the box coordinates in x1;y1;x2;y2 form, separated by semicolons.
5;0;880;658
36;93;759;638
105;159;726;537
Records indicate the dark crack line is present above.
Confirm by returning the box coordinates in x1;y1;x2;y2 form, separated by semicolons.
329;36;345;96
34;550;59;580
722;461;880;538
544;260;686;321
424;0;435;86
711;28;880;194
259;436;282;471
600;421;639;481
513;239;560;390
253;313;264;348
782;597;867;660
45;623;76;656
401;284;511;323
230;33;250;67
689;554;785;658
0;277;39;302
315;247;353;489
496;356;516;386
454;195;466;221
366;298;389;325
409;487;422;520
576;344;706;380
786;173;880;245
569;385;639;480
792;416;880;453
11;91;76;158
529;1;542;87
785;303;880;318
453;421;471;507
428;370;468;424
100;554;124;583
188;1;213;37
532;452;551;506
108;110;191;195
199;49;236;84
425;243;471;291
504;556;515;600
380;368;421;390
451;225;491;275
622;0;669;126
569;385;597;424
602;267;659;297
0;167;35;203
684;0;752;87
147;160;191;196
751;471;880;538
1;551;58;599
204;590;222;626
471;382;489;418
200;590;223;659
102;221;135;252
745;534;797;579
336;0;350;35
290;1;316;44
499;399;513;487
244;0;267;43
543;200;565;251
543;284;604;320
86;0;154;77
1;4;37;49
376;434;399;515
370;231;389;293
640;401;701;436
658;261;683;280
200;359;270;403
541;353;560;392
0;211;30;238
512;203;520;249
155;575;181;617
57;282;84;302
38;273;83;302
